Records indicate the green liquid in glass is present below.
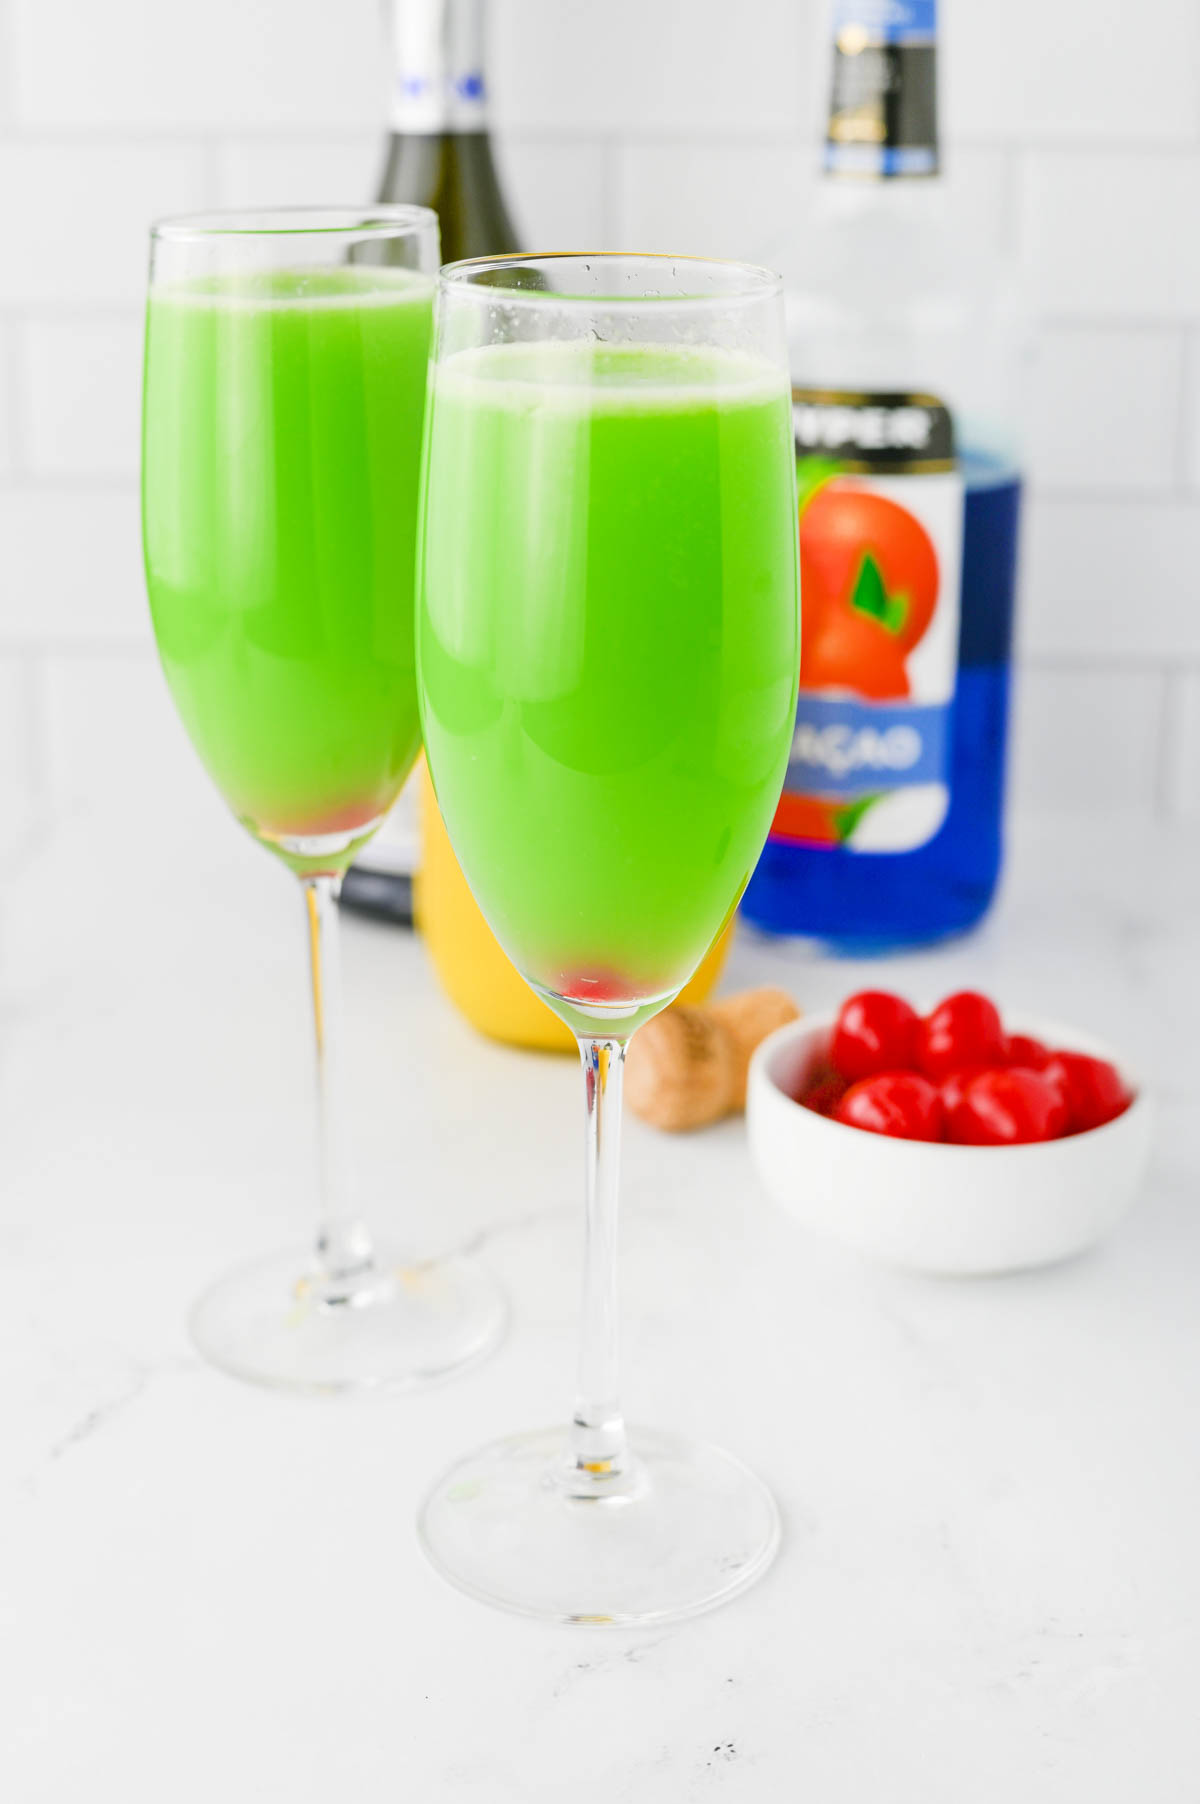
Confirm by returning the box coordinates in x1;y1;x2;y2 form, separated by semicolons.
418;340;801;1020
143;267;434;870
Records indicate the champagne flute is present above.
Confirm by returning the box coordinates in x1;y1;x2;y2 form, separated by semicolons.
416;253;801;1622
142;207;505;1392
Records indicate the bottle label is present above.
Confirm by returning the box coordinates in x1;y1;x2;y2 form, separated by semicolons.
826;0;938;178
772;388;963;855
388;0;488;132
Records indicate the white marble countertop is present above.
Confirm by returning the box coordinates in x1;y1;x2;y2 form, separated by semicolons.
3;798;1199;1801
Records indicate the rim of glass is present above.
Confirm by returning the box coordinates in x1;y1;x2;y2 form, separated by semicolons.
151;204;438;243
439;251;784;308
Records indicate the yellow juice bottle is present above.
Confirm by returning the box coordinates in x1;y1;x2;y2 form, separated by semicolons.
415;764;732;1052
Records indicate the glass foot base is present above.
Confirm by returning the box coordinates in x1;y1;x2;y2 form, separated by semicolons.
418;1426;780;1625
189;1243;506;1394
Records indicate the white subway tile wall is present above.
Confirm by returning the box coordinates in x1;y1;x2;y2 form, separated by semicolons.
0;320;13;477
493;139;609;251
488;0;812;138
7;0;381;130
1023;498;1200;660
22;316;144;478
1023;151;1200;321
0;489;144;645
1166;672;1200;821
942;0;1200;144
0;656;37;859
40;650;219;822
616;140;813;271
1010;665;1167;815
0;143;209;304
1182;329;1200;491
214;136;382;212
0;0;1197;830
1026;327;1184;494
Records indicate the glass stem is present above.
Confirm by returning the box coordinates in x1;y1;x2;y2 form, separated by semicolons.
302;875;373;1293
569;1035;630;1485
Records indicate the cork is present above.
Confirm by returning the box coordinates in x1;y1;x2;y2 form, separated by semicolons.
625;988;800;1131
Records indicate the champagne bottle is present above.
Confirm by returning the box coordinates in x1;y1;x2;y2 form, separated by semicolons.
343;0;520;924
376;0;520;258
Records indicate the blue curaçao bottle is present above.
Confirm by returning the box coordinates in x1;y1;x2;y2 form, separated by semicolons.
741;0;1024;951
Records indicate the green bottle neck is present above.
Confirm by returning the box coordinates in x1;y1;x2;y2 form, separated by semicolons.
386;0;489;135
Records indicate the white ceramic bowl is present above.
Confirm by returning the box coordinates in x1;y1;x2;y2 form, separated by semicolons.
747;1012;1153;1276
